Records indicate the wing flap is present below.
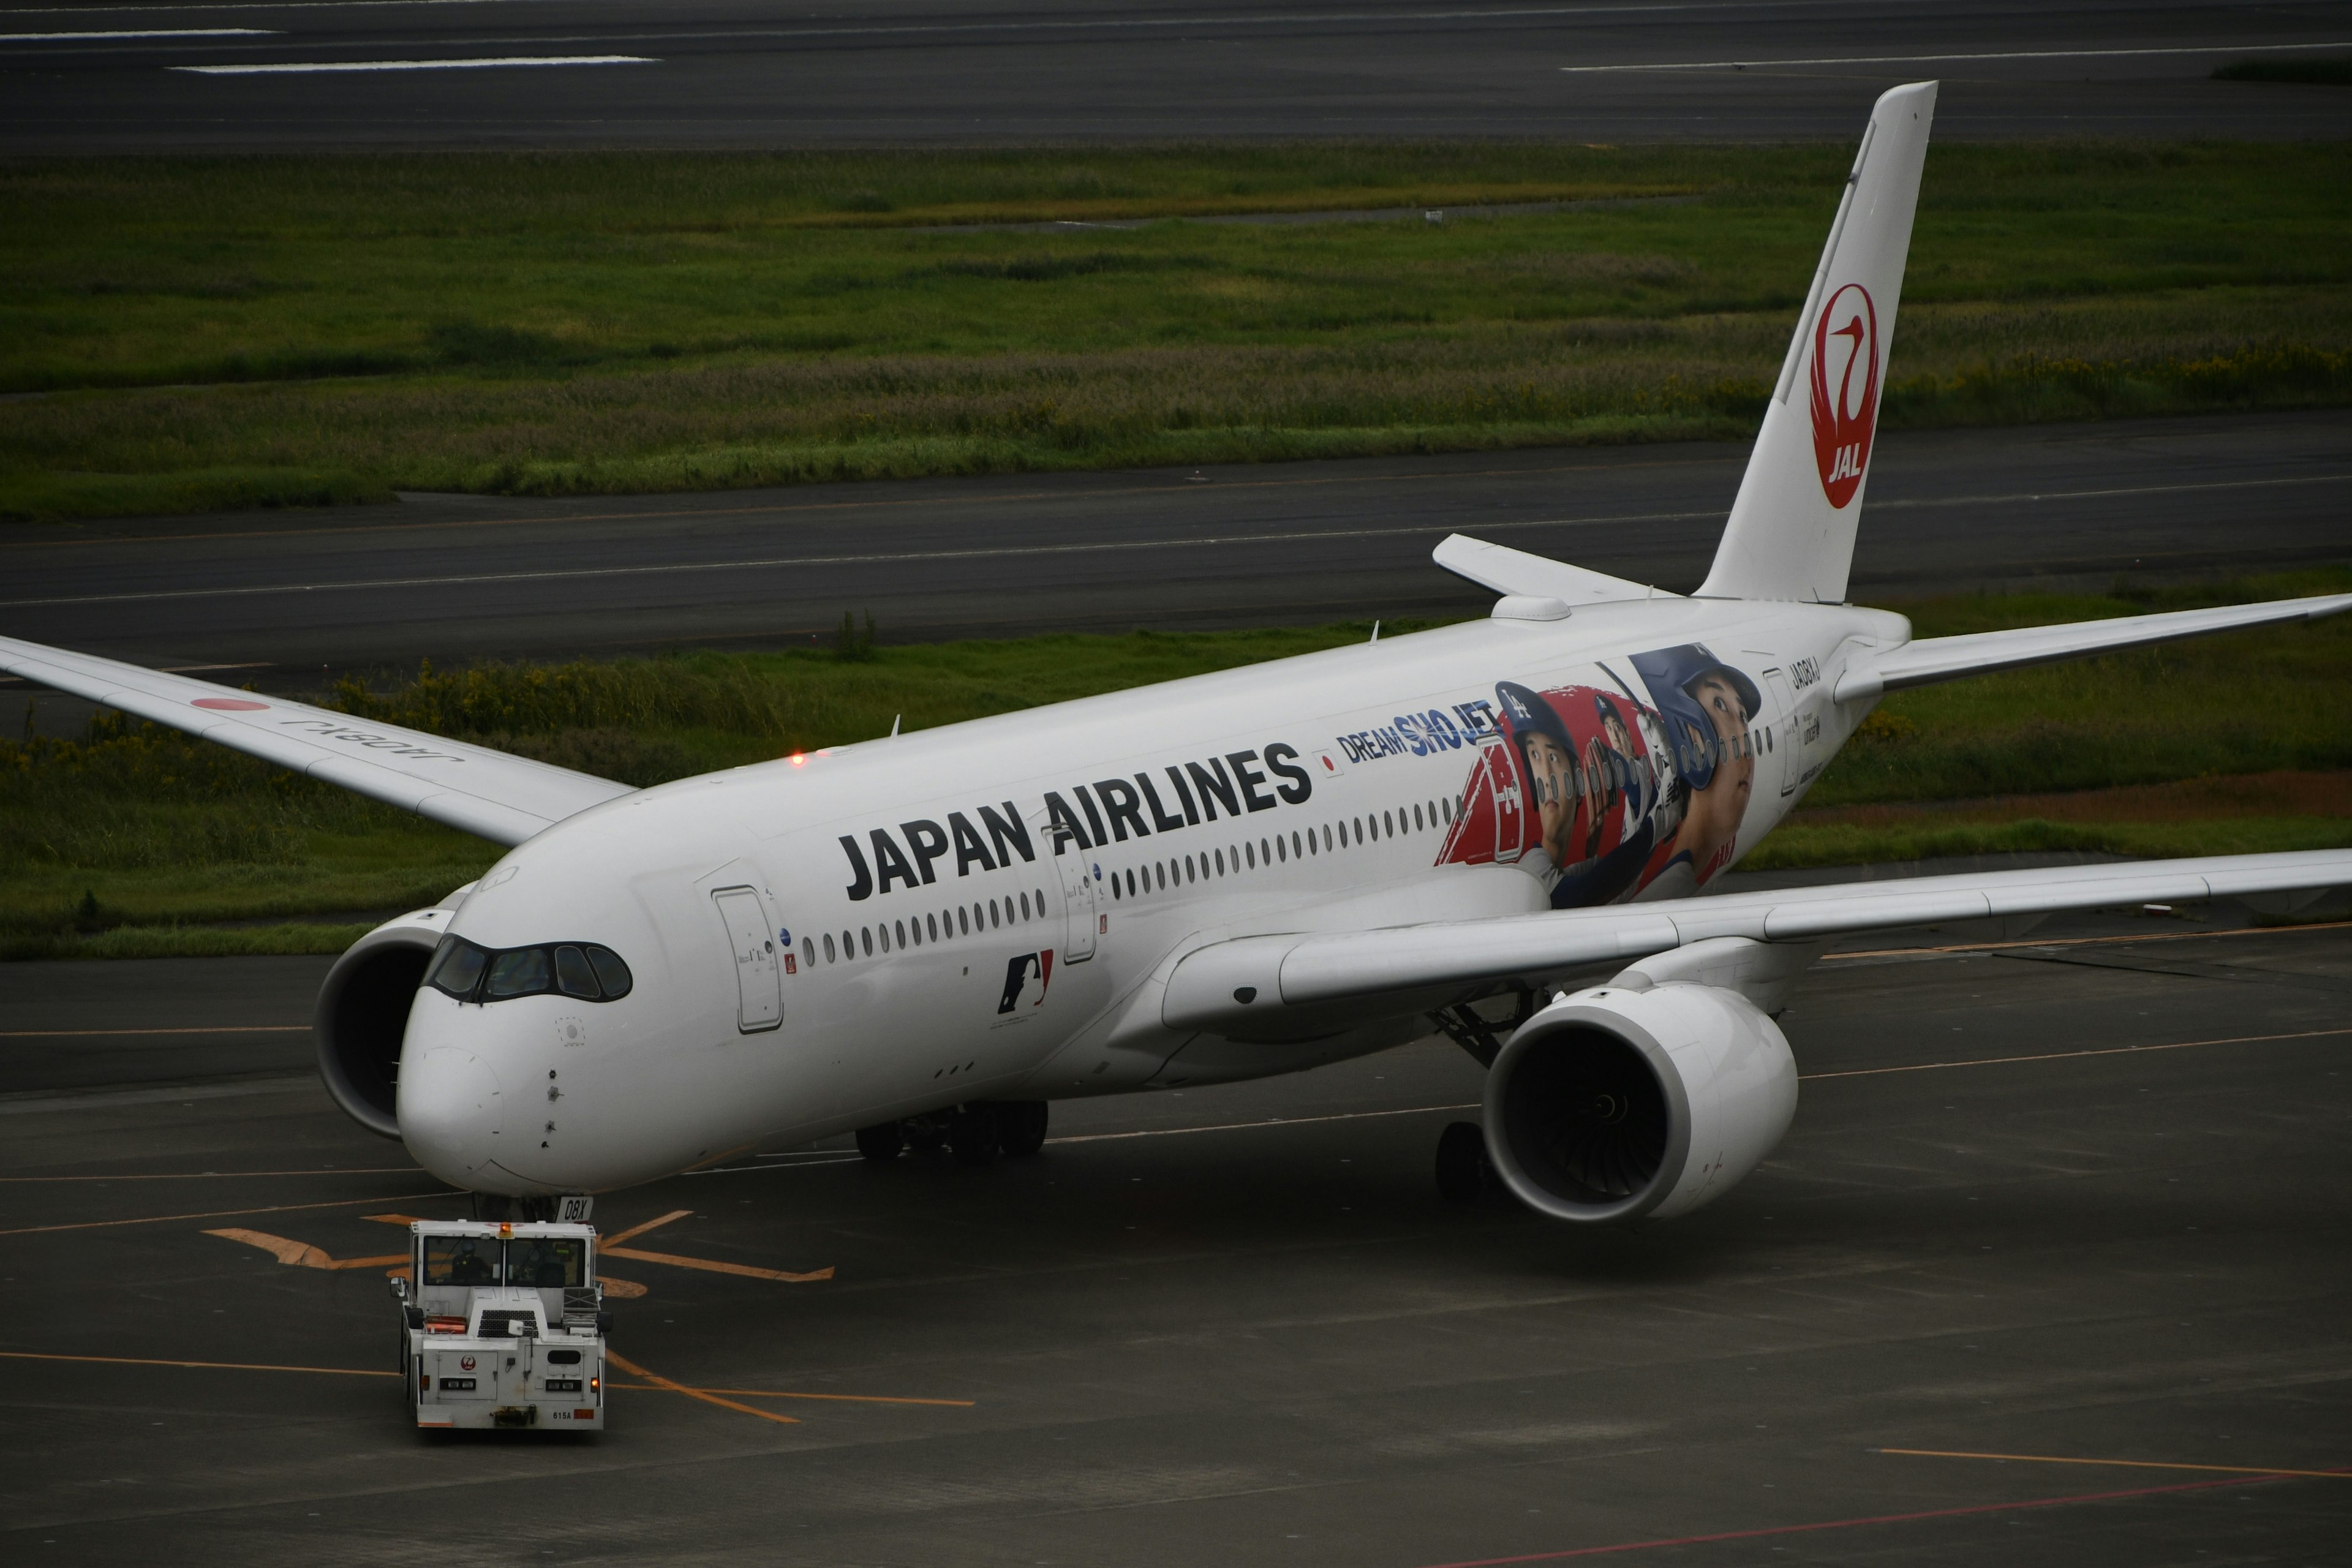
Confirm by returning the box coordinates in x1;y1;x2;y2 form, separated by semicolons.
1838;592;2352;702
1164;850;2352;1034
0;635;633;846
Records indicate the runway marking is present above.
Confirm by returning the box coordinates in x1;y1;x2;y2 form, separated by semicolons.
6;472;2339;609
1415;1469;2320;1566
1801;1025;2352;1082
1562;40;2352;72
0;1348;398;1378
0;1188;450;1237
177;54;656;74
601;1207;691;1246
1824;918;2352;962
0;1023;308;1038
1879;1447;2352;1482
599;1244;835;1283
205;1226;407;1271
0;1166;421;1181
603;1348;799;1426
0;28;277;39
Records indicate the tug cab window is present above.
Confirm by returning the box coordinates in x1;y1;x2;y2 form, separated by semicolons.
423;1234;502;1287
505;1235;586;1288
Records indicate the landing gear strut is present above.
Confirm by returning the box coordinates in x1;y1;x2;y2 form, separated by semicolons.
854;1122;905;1161
870;1101;1049;1166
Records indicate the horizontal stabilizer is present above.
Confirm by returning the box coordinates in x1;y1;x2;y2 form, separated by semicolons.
1432;534;1672;607
0;635;631;845
1836;592;2352;703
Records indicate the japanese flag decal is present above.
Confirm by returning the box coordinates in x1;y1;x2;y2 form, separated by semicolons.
1809;282;1880;508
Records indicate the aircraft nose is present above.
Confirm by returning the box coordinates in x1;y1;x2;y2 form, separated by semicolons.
399;1044;507;1188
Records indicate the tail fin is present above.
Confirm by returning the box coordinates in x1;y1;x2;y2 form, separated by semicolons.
1697;81;1937;603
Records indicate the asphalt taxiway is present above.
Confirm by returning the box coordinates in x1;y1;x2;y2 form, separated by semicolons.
2;897;2346;1564
6;0;2352;151
3;412;2346;712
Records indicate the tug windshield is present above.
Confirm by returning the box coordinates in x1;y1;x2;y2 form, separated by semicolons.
422;1234;503;1287
505;1236;587;1287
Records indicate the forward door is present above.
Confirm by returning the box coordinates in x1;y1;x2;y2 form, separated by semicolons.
711;886;783;1033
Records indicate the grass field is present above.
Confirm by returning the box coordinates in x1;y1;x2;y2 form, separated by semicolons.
5;141;2349;520
6;570;2346;957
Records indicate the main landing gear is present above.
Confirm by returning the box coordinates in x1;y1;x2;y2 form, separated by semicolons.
857;1101;1049;1167
1434;1120;1503;1203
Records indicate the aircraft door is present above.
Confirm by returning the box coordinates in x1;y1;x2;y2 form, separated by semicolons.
711;886;783;1033
1760;668;1803;798
1481;737;1526;864
1058;842;1098;962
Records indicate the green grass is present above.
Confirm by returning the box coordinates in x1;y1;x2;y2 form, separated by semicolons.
6;572;2348;956
5;141;2350;520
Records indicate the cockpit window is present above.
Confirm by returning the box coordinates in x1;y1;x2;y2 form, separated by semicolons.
554;944;599;998
483;946;551;1000
424;936;489;1000
423;937;634;1005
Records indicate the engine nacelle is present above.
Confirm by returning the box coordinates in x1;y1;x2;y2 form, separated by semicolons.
1483;981;1798;1224
314;894;470;1139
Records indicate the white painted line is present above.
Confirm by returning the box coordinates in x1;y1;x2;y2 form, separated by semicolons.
0;28;277;39
4;472;2340;614
175;53;655;75
1561;40;2352;72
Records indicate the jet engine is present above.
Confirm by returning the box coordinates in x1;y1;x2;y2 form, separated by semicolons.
314;894;470;1139
1482;981;1797;1224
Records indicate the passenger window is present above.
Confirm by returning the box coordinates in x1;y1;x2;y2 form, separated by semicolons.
1291;831;1302;859
1036;887;1047;912
959;906;970;935
1215;849;1226;875
1020;892;1031;920
1354;817;1363;842
861;927;873;957
989;901;1001;929
423;1234;500;1287
802;937;815;970
554;945;599;999
484;947;551;1000
1384;811;1394;837
824;932;837;963
1246;842;1256;869
424;936;489;1001
927;913;938;943
1276;836;1286;864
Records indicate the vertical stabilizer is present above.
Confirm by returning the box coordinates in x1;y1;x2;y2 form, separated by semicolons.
1696;81;1937;603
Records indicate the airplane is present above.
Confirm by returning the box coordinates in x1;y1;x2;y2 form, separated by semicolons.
6;80;2347;1227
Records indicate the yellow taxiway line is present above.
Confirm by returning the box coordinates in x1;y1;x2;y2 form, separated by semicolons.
602;1349;799;1425
1880;1447;2351;1480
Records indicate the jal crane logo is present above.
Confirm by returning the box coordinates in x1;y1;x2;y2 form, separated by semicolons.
1808;282;1880;508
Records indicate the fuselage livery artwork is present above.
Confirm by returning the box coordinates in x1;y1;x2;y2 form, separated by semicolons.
6;80;2348;1234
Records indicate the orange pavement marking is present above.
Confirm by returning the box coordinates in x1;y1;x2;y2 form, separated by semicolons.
0;1348;398;1379
206;1227;409;1271
601;1244;834;1283
602;1208;692;1246
0;1189;453;1238
604;1349;798;1426
611;1383;974;1407
600;1275;650;1298
1880;1447;2352;1480
1803;1025;2352;1082
362;1212;425;1226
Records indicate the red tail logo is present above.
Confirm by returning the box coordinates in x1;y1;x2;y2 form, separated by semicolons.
1808;283;1879;508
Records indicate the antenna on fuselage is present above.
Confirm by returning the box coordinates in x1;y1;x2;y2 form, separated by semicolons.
889;714;901;737
1369;620;1381;644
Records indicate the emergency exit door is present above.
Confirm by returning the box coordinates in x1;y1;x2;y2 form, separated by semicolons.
1760;668;1804;798
712;887;782;1033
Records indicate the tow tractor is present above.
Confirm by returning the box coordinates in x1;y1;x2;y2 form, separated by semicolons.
390;1218;612;1431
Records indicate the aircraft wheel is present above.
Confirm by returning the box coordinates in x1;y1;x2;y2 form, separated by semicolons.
1434;1120;1493;1203
997;1100;1049;1158
854;1123;905;1161
903;1117;948;1153
948;1104;1001;1166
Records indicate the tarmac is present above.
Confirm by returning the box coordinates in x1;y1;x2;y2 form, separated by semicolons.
2;893;2347;1564
6;0;2352;150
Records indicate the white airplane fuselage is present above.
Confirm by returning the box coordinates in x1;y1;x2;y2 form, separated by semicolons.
397;595;1905;1196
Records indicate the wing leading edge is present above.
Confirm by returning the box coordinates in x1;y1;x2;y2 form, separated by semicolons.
1163;850;2352;1034
0;636;632;846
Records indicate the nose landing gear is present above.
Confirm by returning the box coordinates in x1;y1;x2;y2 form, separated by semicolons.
855;1101;1049;1166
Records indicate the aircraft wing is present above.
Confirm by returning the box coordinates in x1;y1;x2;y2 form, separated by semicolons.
0;636;632;845
1837;592;2352;702
1162;850;2352;1033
